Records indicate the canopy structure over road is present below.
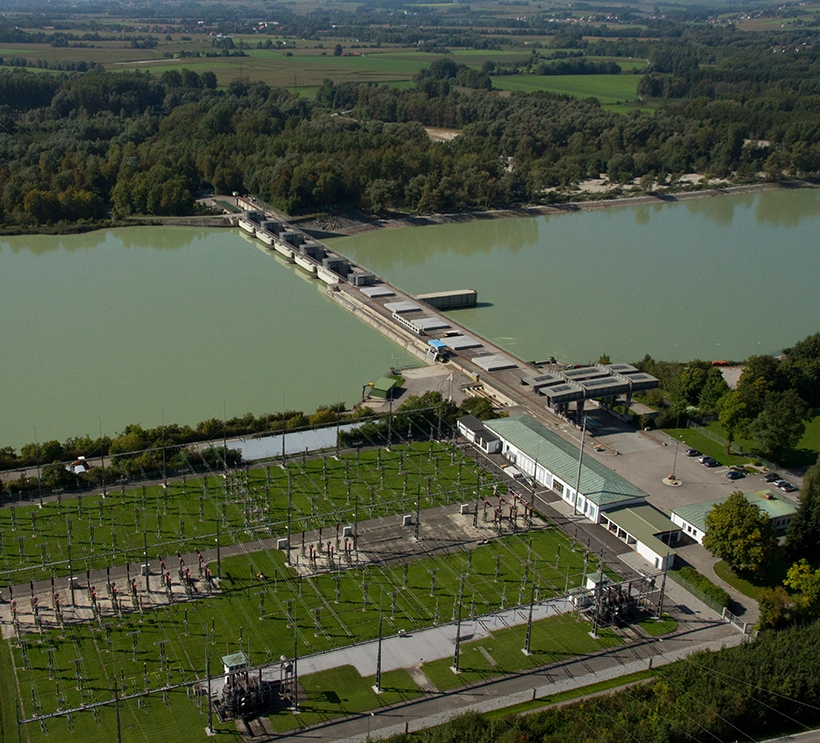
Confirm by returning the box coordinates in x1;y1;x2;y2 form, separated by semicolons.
522;364;659;417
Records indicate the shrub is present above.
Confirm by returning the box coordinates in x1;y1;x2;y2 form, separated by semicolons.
675;565;731;607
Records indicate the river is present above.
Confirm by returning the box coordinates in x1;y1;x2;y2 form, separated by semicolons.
330;187;820;365
0;227;416;449
4;188;820;450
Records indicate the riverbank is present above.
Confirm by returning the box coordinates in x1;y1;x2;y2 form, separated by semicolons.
307;179;817;237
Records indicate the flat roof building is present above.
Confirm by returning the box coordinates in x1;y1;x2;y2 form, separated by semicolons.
601;504;680;570
456;414;501;454
370;377;398;400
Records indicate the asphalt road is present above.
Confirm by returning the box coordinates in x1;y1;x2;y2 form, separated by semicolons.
282;614;744;743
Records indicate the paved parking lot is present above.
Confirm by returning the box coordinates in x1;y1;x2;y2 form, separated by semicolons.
558;410;804;624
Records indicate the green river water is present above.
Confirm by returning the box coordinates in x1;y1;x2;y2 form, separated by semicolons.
331;187;820;365
0;227;416;449
3;187;819;449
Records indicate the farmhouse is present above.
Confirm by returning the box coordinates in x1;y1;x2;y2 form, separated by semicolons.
671;489;798;545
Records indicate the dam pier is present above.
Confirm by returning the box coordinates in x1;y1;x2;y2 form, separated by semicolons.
232;198;658;421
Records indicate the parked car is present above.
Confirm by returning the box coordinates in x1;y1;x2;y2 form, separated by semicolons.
699;455;719;467
685;448;702;458
726;470;745;480
778;481;798;492
763;472;781;483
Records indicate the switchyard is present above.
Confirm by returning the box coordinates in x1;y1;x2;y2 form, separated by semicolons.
2;434;665;743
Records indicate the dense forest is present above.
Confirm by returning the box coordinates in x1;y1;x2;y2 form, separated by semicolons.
383;619;820;743
1;20;820;227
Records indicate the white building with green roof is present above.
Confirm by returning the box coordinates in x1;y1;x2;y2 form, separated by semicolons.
671;489;798;545
485;414;648;524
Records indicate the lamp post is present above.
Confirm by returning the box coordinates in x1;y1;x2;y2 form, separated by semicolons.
670;436;681;482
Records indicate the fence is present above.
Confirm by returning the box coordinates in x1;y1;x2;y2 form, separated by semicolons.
666;568;727;615
722;607;756;636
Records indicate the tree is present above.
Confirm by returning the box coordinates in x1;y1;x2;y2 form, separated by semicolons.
757;586;794;630
678;359;711;406
784;559;820;619
786;454;820;559
333;44;343;57
735;354;780;416
718;391;749;453
698;367;730;414
748;389;806;462
703;491;778;575
458;396;497;421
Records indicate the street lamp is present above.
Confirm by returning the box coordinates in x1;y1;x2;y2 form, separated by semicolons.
670;436;681;482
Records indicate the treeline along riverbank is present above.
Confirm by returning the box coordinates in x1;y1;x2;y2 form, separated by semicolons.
2;19;820;229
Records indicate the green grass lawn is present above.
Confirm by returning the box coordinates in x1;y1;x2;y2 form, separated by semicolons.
712;552;804;601
661;428;750;468
637;615;677;636
482;668;655;719
269;665;420;732
491;73;642;104
686;415;820;469
421;613;620;691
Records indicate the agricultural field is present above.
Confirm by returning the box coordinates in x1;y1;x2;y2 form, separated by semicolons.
491;73;643;106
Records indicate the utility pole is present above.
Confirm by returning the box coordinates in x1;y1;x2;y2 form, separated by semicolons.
374;611;383;693
216;518;221;578
99;418;107;498
206;649;214;734
161;416;167;488
656;562;668;619
292;628;299;711
523;581;536;655
414;482;421;541
452;600;462;672
114;677;122;743
286;473;292;566
67;543;75;606
34;426;43;508
473;470;480;529
572;416;587;516
387;395;393;450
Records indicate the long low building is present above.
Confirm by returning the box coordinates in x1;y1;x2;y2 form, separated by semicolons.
484;415;648;523
671;489;797;545
482;414;678;569
456;414;501;454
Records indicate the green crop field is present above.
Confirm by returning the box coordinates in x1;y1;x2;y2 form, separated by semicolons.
491;74;643;104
